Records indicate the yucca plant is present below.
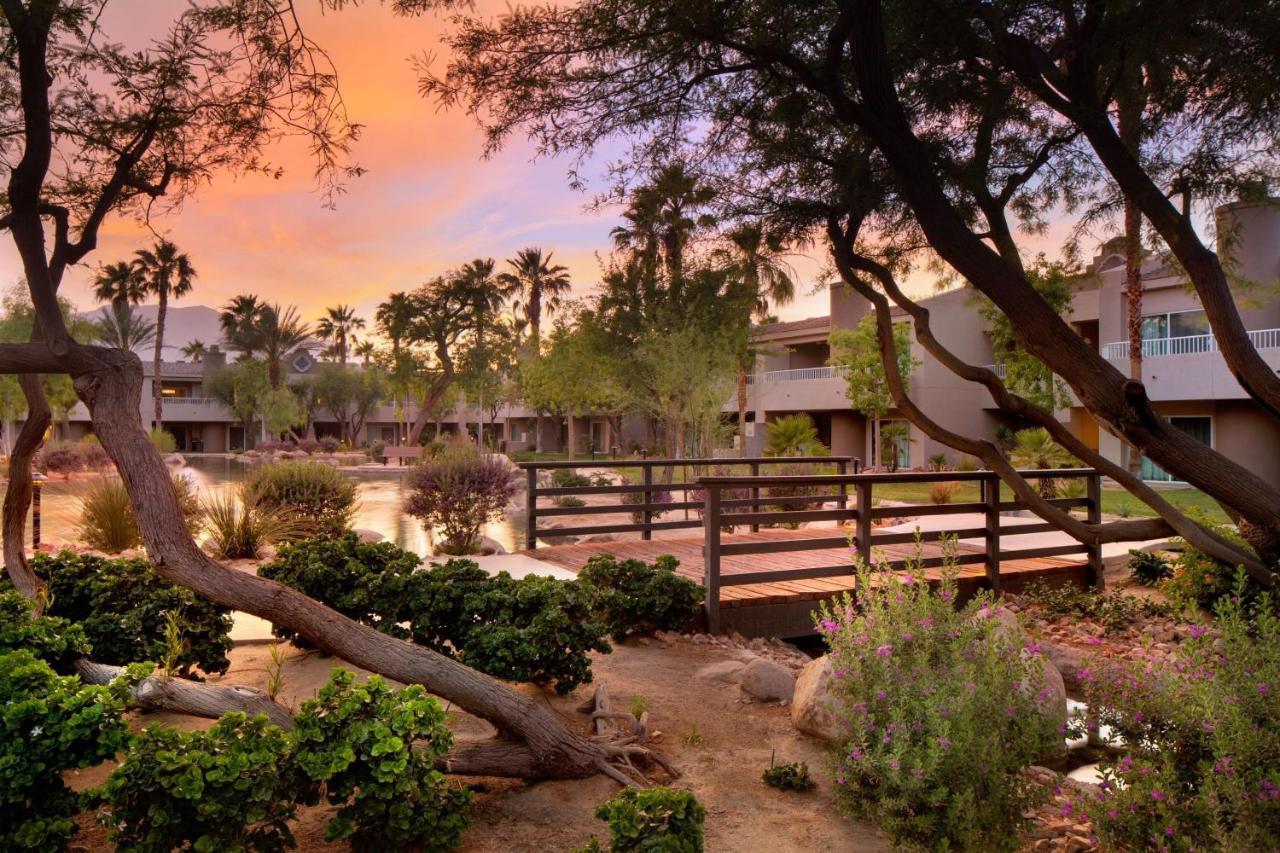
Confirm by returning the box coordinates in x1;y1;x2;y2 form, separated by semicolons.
201;489;298;560
77;475;205;553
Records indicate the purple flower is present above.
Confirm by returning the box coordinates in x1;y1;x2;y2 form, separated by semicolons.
1164;827;1175;838
849;746;863;761
1259;682;1271;695
1024;640;1042;656
936;736;951;749
1214;757;1235;776
1150;790;1166;802
875;643;894;658
819;619;839;634
1188;624;1208;638
875;690;887;701
939;588;954;602
901;632;913;643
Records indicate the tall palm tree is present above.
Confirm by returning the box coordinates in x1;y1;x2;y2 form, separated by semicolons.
353;339;376;365
497;247;571;348
133;240;196;429
720;223;797;455
255;303;312;389
180;340;208;362
92;303;157;351
316;304;365;364
375;291;414;365
91;261;146;311
459;258;506;441
219;295;264;357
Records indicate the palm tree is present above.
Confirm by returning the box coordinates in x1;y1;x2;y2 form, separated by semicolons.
220;295;264;357
353;339;376;365
92;261;146;311
133;240;196;429
180;340;208;362
316;304;365;364
255;303;312;389
497;247;571;348
375;292;414;365
92;303;157;351
1010;428;1077;499
720;223;797;455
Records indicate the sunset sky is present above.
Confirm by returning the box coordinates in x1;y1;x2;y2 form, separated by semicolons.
0;0;840;330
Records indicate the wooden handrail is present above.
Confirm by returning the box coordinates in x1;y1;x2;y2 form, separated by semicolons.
518;455;854;470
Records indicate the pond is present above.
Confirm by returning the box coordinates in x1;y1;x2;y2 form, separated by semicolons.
28;456;525;558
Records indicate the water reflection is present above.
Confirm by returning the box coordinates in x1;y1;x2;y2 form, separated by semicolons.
28;456;523;559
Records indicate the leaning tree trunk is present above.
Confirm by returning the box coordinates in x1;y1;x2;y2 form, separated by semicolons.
64;347;651;781
153;290;167;431
76;660;294;728
2;375;51;602
1119;87;1145;477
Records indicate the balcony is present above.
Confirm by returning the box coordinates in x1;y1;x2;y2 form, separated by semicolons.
746;365;847;384
1100;328;1280;360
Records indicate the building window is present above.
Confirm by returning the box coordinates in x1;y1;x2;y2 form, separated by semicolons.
1140;416;1211;482
1139;309;1211;356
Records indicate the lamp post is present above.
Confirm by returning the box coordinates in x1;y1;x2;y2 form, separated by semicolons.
31;470;47;551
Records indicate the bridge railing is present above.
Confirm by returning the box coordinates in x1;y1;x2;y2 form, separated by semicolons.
696;468;1102;632
519;456;858;547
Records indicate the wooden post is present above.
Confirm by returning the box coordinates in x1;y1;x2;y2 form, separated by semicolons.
1086;471;1103;590
31;472;43;551
642;465;653;541
854;480;872;567
525;467;538;550
835;458;848;520
703;483;722;633
984;473;1001;591
749;461;760;533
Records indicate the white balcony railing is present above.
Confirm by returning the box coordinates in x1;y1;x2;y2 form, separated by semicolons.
1101;328;1280;360
985;363;1008;378
754;365;847;383
162;397;217;406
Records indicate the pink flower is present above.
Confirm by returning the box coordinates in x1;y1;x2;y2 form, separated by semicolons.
1188;624;1208;638
936;736;951;749
875;644;894;658
818;619;839;634
1259;682;1271;695
1150;790;1166;802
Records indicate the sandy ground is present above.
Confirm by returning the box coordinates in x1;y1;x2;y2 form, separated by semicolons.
68;639;888;853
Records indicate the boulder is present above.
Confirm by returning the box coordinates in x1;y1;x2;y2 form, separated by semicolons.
354;528;385;544
478;535;508;555
582;533;620;544
540;522;579;546
162;452;187;467
791;656;843;740
1042;641;1090;697
694;660;746;684
740;657;797;702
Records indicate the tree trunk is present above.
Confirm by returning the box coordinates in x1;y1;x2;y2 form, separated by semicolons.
736;360;748;457
535;411;543;453
566;410;576;460
153;289;167;430
2;375;50;602
1119;82;1145;477
75;660;294;728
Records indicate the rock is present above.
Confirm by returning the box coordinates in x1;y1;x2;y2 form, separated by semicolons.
354;528;385;544
690;634;709;645
540;522;579;546
695;660;746;684
1040;641;1089;697
582;533;620;543
478;535;508;555
740;657;796;702
162;452;187;467
791;656;842;740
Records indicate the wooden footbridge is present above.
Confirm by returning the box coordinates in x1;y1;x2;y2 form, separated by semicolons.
519;458;1101;637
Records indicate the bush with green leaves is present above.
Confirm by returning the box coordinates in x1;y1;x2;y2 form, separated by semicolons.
291;670;471;851
1159;518;1268;613
0;590;90;671
31;550;233;677
77;474;202;553
817;559;1060;851
578;554;701;640
764;413;828;457
762;462;827;528
762;760;816;792
148;427;177;454
581;787;706;852
101;712;301;853
550;468;593;488
1067;573;1280;851
1;650;133;851
1128;548;1173;585
1022;579;1171;634
242;460;358;540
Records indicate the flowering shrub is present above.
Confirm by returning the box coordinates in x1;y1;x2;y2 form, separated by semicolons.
1159;513;1266;613
817;560;1060;850
255;438;295;453
578;554;701;640
78;437;112;469
1071;573;1280;850
620;480;673;525
404;446;520;554
763;462;827;529
318;436;340;453
40;441;87;475
295;437;322;454
243;460;358;539
582;787;706;852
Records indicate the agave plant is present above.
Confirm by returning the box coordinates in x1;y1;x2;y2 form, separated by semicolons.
201;488;299;560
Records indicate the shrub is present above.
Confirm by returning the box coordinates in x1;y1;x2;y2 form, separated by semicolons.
762;760;816;792
555;495;588;508
41;441;86;475
318;436;340;453
148;427;177;454
77;475;203;553
369;440;386;463
1022;579;1171;634
31;550;234;677
243;461;358;539
1160;519;1264;612
689;466;751;532
817;559;1060;851
763;462;825;528
621;481;673;525
551;469;593;488
928;479;962;504
585;787;706;852
764;413;828;457
1;650;132;851
77;437;112;469
578;554;701;640
1128;549;1173;585
290;670;471;850
404;446;520;555
0;590;89;672
202;489;299;560
296;437;321;454
255;438;295;453
101;712;301;852
1072;574;1280;851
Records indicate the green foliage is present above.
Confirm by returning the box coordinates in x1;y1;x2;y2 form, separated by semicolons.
551;469;594;488
578;554;701;640
77;475;203;553
555;495;588;508
202;489;298;560
0;590;90;672
291;670;471;851
1128;549;1174;585
148;427;177;454
1009;428;1076;497
761;462;826;528
1022;580;1170;634
762;413;827;457
206;359;272;432
1072;576;1280;851
261;535;611;693
0;650;132;851
762;760;816;792
404;445;520;555
829;314;918;421
586;787;706;853
1160;517;1264;612
31;551;233;677
243;461;358;539
817;557;1060;851
101;713;301;853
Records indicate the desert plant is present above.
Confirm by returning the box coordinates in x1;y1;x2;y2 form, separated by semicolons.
554;495;588;508
817;556;1060;850
762;462;826;528
578;554;701;640
1128;549;1174;585
928;478;962;504
148;426;177;454
621;483;674;525
1021;580;1170;634
1009;428;1075;498
77;436;112;469
550;469;593;488
31;550;234;677
242;460;358;539
41;441;86;476
584;787;706;852
764;413;828;457
77;474;203;553
202;489;299;560
762;759;816;792
926;452;948;470
318;436;339;453
296;437;321;454
404;445;520;555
